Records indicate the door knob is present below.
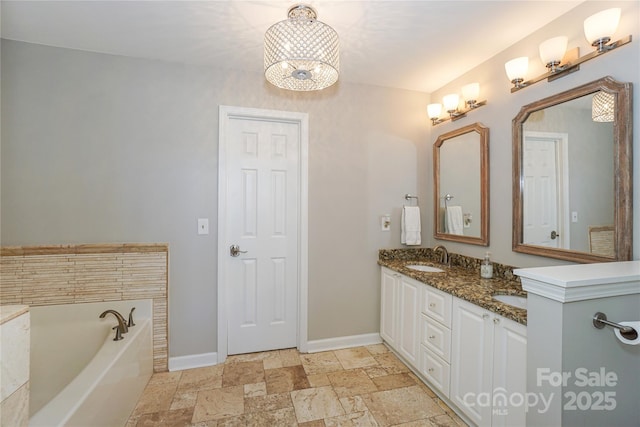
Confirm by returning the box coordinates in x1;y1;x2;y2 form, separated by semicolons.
550;230;559;239
230;245;247;257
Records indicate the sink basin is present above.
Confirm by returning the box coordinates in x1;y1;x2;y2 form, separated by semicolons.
405;265;445;273
492;295;527;310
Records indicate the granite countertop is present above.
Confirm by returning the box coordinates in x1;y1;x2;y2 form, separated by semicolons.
378;257;527;325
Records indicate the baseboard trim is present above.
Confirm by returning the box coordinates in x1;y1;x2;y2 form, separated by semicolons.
168;333;383;369
168;352;218;371
306;333;383;353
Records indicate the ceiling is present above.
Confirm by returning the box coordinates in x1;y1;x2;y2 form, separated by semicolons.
1;1;584;93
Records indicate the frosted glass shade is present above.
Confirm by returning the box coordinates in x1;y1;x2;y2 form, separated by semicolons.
539;36;568;65
505;57;529;82
264;5;339;91
592;91;615;122
584;8;621;44
461;83;480;102
443;94;460;112
427;103;442;119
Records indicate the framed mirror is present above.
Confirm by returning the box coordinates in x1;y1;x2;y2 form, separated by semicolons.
434;122;489;246
512;76;632;263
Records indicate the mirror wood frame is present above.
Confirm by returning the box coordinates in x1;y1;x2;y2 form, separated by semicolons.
434;122;490;246
512;76;633;263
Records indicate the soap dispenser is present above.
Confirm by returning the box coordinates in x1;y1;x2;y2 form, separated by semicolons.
480;252;493;279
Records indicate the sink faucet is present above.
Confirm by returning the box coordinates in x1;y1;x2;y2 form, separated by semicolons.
99;309;128;341
433;245;450;266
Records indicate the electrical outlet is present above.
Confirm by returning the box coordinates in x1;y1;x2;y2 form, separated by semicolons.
381;214;391;231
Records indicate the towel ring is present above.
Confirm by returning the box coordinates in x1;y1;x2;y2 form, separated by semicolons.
405;194;419;205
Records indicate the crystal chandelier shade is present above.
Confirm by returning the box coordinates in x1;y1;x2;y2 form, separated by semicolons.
264;4;339;91
592;91;615;122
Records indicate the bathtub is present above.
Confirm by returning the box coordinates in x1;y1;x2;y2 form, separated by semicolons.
29;300;153;427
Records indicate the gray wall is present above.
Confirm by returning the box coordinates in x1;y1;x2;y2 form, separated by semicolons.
1;0;639;360
427;0;639;267
0;39;426;358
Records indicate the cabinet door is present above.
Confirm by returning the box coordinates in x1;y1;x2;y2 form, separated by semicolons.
398;276;419;367
451;298;493;426
492;316;527;427
380;268;399;346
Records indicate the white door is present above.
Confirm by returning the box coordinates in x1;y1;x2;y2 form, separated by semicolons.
218;107;308;358
522;134;560;247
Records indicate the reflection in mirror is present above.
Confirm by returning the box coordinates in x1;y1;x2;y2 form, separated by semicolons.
513;76;632;263
434;122;489;246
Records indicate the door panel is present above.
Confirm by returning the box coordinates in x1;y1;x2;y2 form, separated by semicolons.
226;117;300;355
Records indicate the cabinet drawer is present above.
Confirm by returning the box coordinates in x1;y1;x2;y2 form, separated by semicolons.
420;345;450;397
422;285;452;327
421;314;451;362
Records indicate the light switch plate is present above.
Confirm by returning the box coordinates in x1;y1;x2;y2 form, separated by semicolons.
198;218;209;235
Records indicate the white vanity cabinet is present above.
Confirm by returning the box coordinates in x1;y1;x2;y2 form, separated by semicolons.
380;267;419;367
450;298;527;427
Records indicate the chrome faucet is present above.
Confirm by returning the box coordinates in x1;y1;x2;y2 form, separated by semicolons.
433;245;450;266
99;310;128;341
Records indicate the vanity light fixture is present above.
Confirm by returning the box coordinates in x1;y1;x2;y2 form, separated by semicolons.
264;4;339;91
506;8;631;93
505;57;529;89
428;84;487;126
539;36;568;72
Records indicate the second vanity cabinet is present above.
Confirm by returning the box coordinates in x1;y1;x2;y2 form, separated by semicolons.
380;267;527;427
450;298;527;427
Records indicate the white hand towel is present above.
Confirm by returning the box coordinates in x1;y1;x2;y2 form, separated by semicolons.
401;206;421;245
446;206;464;235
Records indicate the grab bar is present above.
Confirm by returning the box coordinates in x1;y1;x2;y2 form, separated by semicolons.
593;312;637;339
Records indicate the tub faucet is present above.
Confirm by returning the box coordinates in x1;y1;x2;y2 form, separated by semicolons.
433;245;450;266
127;307;136;328
99;310;128;341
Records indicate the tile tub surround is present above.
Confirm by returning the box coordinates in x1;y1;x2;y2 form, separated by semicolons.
0;244;169;372
126;345;467;426
379;248;527;325
0;305;30;427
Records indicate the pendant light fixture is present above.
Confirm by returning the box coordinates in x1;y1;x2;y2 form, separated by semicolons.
592;91;615;122
264;4;340;91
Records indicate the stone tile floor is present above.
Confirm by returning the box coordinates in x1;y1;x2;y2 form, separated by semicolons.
126;344;467;426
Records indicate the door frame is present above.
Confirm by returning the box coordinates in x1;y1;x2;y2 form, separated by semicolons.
217;105;309;363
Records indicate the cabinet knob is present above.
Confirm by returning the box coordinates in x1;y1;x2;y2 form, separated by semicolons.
429;303;436;308
493;317;501;324
482;313;490;320
428;335;436;339
428;368;434;373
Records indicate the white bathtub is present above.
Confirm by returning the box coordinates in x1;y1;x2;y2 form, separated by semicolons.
29;300;153;427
